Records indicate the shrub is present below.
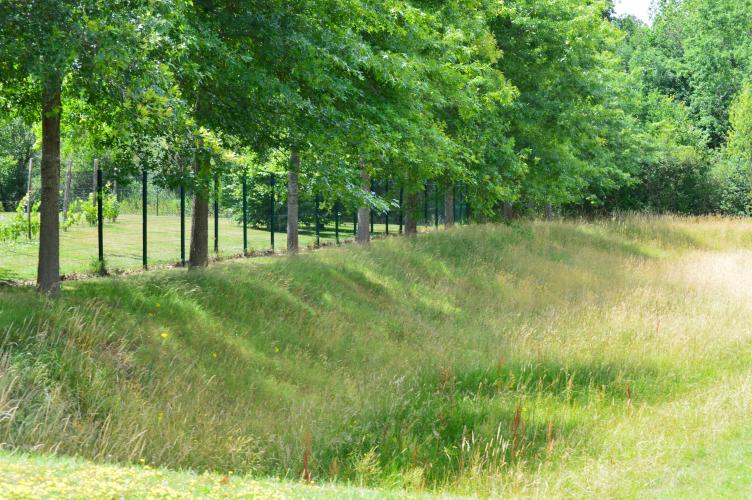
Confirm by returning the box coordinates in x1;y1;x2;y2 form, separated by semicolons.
710;156;752;216
67;185;120;226
0;195;40;243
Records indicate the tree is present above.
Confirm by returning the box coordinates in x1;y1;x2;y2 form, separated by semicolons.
710;83;752;215
726;83;752;164
493;0;642;212
0;0;164;294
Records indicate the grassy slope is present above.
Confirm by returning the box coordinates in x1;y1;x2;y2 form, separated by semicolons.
2;216;752;497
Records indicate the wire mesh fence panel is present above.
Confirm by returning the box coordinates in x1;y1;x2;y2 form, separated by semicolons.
0;167;471;282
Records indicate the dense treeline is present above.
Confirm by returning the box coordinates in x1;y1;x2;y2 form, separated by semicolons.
0;0;750;293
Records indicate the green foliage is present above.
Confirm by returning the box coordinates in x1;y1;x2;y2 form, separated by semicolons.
492;0;641;208
67;186;120;226
61;207;83;232
0;195;39;243
600;92;713;214
7;0;744;226
598;1;752;215
0;117;36;211
726;83;752;163
709;83;752;215
710;156;752;216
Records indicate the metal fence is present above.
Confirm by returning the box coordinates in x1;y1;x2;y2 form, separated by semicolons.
1;166;469;280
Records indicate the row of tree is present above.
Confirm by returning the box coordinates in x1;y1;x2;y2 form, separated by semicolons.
1;0;751;295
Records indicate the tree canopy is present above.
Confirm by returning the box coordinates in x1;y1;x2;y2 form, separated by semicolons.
1;0;751;291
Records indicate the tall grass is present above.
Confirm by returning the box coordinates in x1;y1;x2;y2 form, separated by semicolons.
2;216;752;496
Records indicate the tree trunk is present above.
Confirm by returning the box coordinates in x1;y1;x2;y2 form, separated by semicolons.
545;203;554;221
503;202;514;221
287;148;300;254
37;75;62;296
444;186;455;228
404;190;418;236
357;160;370;244
189;148;210;268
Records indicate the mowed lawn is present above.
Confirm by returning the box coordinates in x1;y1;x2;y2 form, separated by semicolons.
0;213;399;280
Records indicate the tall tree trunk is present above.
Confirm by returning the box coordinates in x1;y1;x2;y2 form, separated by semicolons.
404;190;418;236
444;186;455;228
37;75;62;296
503;202;514;221
357;160;370;244
189;148;210;268
287;148;300;254
545;203;554;221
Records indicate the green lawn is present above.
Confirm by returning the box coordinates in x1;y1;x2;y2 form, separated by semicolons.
0;212;405;280
2;216;752;497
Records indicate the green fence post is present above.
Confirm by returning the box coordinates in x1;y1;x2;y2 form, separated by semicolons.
370;179;374;235
385;180;390;235
142;167;147;270
242;171;248;256
335;200;340;244
213;174;219;255
434;182;439;229
315;193;321;247
270;173;275;251
97;164;105;275
458;183;463;224
399;187;404;235
26;157;32;239
180;183;185;266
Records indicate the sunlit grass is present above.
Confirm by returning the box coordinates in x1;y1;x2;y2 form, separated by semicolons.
2;215;752;497
0;452;398;499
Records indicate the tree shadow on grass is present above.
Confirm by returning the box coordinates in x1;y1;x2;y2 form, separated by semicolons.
0;266;21;284
321;357;664;486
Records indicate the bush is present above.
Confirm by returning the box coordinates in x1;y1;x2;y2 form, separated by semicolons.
710;156;752;215
67;185;120;226
69;198;98;226
103;185;120;223
0;195;40;243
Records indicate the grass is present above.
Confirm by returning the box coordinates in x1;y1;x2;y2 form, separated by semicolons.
2;215;752;497
0;212;400;280
0;452;404;498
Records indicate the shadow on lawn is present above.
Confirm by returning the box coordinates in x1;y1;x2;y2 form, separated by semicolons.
0;267;21;284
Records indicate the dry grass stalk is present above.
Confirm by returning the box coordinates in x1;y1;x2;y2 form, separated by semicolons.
302;430;312;483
